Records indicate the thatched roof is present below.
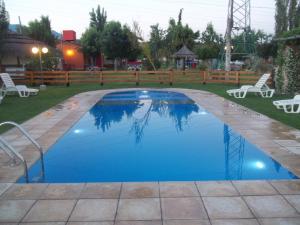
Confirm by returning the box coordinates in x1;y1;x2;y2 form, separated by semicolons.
173;45;197;58
1;31;52;57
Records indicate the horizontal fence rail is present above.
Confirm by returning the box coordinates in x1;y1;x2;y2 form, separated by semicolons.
9;70;272;87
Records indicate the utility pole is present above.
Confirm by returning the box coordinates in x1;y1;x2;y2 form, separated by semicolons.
18;16;23;34
225;0;251;71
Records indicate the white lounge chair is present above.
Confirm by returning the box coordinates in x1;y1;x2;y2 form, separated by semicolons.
273;95;300;113
227;74;275;98
0;73;39;98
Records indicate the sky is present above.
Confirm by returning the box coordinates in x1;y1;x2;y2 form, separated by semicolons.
6;0;276;40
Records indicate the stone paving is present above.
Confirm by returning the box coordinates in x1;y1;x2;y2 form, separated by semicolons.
0;88;300;224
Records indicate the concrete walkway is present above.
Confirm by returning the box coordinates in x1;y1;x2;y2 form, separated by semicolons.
0;88;300;224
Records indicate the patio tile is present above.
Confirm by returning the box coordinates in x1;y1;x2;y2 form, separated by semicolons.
258;218;300;225
69;199;118;221
270;181;300;195
202;197;253;219
0;200;35;222
284;195;300;212
232;181;277;195
0;223;17;225
20;223;66;225
121;182;159;198
40;184;84;199
196;181;239;197
67;223;113;225
274;140;300;147
115;221;162;225
244;196;299;218
80;183;121;199
117;198;161;220
1;184;48;200
159;182;199;197
161;197;208;220
286;147;300;154
211;219;259;225
0;183;12;196
163;220;210;225
23;200;76;222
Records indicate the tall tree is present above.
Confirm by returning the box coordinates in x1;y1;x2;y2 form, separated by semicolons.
288;0;298;29
149;24;165;61
275;0;289;36
296;2;300;27
164;15;199;57
0;0;8;42
26;16;56;46
0;0;9;66
81;5;107;66
89;5;107;32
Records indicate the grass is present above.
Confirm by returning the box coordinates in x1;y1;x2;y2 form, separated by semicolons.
0;82;299;133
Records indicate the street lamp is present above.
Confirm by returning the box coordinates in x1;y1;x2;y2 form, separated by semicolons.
32;46;49;89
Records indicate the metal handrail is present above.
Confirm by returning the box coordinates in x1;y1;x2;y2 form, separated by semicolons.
0;121;43;155
0;136;29;182
0;121;45;182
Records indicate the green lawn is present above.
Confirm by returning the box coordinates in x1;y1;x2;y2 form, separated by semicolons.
0;83;299;133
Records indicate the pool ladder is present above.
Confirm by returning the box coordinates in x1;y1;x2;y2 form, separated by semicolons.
0;121;44;183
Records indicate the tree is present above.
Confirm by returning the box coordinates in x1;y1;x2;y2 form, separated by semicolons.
123;25;142;60
26;16;56;47
101;21;131;70
0;0;9;67
0;0;8;44
164;9;199;57
81;27;102;65
288;0;298;29
0;0;8;36
296;3;300;27
81;5;107;66
131;21;157;70
89;5;107;32
196;23;223;60
275;0;289;36
149;24;165;63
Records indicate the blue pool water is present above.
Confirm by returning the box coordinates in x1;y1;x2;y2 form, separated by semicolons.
19;90;298;183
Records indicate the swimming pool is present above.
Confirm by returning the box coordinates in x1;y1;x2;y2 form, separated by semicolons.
18;90;298;183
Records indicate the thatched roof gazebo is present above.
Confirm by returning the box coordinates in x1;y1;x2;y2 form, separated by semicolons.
172;45;197;70
0;31;56;70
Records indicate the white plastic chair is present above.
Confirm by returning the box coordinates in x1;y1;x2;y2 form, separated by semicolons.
0;73;39;98
273;95;300;113
227;74;275;98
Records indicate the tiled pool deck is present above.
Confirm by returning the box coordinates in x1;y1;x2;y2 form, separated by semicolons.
0;88;300;225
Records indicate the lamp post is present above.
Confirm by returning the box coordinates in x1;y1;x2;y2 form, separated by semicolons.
32;46;48;89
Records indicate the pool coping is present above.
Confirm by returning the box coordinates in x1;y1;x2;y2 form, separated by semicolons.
0;87;300;182
0;88;300;225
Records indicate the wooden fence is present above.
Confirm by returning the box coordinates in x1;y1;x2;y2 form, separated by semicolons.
10;70;271;86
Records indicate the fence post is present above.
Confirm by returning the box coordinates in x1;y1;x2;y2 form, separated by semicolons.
235;71;239;86
100;71;104;86
203;71;207;84
65;72;70;87
169;70;173;86
135;71;139;86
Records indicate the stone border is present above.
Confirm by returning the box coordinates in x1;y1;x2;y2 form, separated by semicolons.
0;88;300;183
